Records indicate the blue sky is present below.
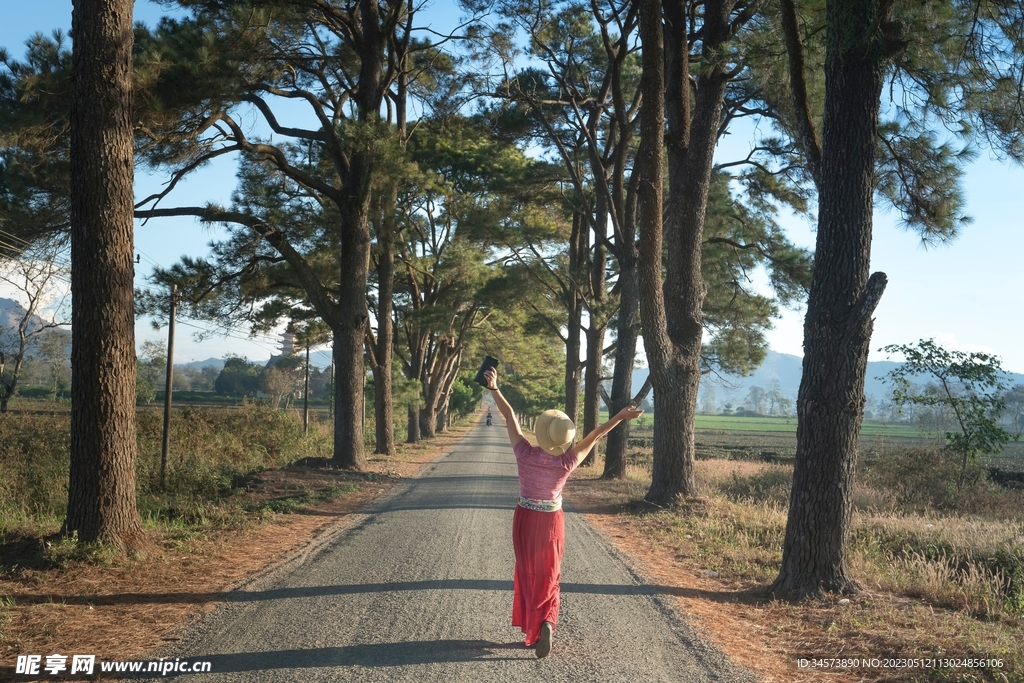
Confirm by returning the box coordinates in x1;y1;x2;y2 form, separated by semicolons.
2;1;1022;374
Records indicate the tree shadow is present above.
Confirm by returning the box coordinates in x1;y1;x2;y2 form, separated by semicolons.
6;577;769;607
120;640;527;678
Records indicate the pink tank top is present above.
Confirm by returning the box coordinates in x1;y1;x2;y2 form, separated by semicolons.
513;438;582;501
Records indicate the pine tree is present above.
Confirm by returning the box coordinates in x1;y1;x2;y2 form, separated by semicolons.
63;0;145;550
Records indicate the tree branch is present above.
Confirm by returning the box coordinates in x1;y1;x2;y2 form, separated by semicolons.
134;206;341;323
779;0;822;186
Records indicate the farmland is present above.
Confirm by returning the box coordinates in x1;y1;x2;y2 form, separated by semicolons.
612;413;1024;472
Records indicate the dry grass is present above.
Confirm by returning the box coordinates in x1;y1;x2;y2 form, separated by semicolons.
0;418;476;671
565;456;1024;683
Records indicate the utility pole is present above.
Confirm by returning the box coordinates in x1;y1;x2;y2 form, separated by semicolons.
303;342;310;435
160;284;177;489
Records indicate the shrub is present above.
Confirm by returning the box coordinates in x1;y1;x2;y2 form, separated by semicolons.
859;445;987;511
717;466;792;506
0;404;333;532
852;516;1024;617
0;415;71;525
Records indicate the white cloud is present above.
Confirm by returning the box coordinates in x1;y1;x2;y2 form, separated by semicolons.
927;332;997;356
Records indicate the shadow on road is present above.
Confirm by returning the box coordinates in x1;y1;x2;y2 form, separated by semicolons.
124;640;526;677
10;578;758;606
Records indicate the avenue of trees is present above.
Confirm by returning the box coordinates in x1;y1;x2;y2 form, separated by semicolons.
2;0;1024;594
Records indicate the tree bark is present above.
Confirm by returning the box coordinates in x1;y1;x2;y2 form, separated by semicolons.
636;0;671;500
602;252;639;479
369;189;397;456
564;314;583;426
564;210;586;431
772;0;891;598
639;0;735;505
581;236;602;471
406;405;420;443
327;0;386;470
63;0;145;549
332;199;371;470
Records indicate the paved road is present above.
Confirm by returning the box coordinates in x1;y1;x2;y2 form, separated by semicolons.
155;416;752;682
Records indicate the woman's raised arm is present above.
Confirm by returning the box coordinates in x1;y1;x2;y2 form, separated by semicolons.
485;367;526;448
573;405;645;460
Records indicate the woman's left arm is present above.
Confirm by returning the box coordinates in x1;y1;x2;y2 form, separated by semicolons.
572;405;645;460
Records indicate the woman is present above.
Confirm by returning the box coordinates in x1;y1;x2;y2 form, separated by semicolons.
484;366;644;658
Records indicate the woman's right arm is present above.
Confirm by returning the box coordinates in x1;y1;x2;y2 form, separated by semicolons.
484;367;525;448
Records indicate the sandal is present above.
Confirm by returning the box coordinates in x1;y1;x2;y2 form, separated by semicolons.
535;621;553;659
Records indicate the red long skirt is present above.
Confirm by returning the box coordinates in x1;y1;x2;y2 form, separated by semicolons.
511;505;565;646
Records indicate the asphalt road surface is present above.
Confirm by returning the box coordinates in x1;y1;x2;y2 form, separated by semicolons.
154;415;753;682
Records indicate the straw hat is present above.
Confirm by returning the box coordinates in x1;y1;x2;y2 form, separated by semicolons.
535;409;576;456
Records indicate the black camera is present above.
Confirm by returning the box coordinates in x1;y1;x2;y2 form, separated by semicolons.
474;355;499;387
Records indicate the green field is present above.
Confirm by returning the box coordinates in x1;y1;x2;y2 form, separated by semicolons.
605;412;928;438
692;414;928;437
596;411;1024;470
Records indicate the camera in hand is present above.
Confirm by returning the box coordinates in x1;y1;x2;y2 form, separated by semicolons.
474;355;499;387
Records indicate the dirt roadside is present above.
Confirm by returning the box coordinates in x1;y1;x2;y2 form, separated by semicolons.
563;476;848;683
0;425;472;671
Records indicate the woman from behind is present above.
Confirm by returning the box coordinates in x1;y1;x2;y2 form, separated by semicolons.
483;366;644;658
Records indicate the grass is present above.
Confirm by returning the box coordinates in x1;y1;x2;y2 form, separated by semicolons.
601;411;932;438
693;415;929;437
0;405;479;667
0;396;444;532
567;443;1024;682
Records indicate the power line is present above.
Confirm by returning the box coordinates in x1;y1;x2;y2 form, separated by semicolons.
0;227;32;245
135;249;163;269
0;241;73;273
0;228;75;273
173;319;283;355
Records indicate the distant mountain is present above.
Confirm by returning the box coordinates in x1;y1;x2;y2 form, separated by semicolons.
0;297;69;348
690;350;903;406
180;357;226;371
0;297;34;330
629;349;1024;411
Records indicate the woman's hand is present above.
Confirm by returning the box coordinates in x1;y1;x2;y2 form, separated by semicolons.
483;367;499;391
615;405;644;422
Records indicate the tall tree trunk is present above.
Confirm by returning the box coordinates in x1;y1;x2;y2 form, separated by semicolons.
639;0;732;505
564;311;583;426
332;202;371;469
435;348;462;433
406;404;420;443
580;204;607;467
419;381;436;439
564;210;586;430
773;0;890;597
420;342;460;437
404;331;426;444
370;189;397;456
582;321;605;456
419;352;443;439
636;0;671;498
602;256;639;479
63;0;145;549
370;25;411;456
329;0;386;469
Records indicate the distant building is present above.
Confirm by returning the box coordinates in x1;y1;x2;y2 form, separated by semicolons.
278;329;297;356
255;330;302;402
